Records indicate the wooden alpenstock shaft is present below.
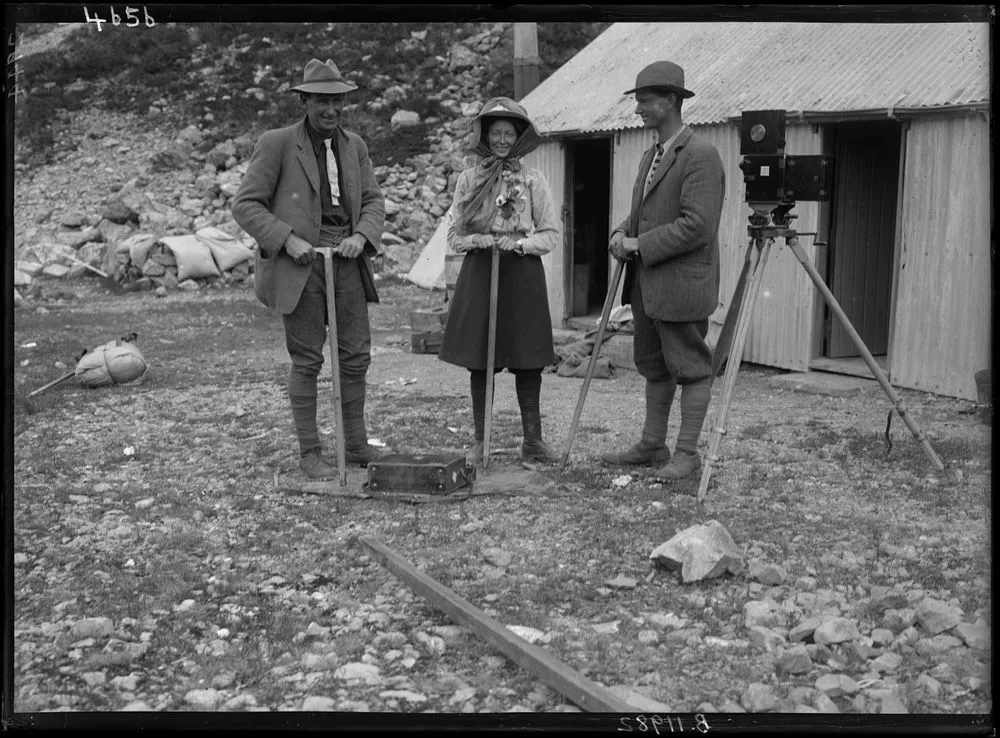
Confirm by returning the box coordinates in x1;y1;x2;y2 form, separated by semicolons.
318;248;348;487
482;247;500;469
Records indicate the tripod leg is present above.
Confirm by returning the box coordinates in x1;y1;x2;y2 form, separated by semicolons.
712;239;757;377
785;237;944;471
698;239;773;502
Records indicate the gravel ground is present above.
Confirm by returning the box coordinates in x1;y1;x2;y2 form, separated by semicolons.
11;282;991;723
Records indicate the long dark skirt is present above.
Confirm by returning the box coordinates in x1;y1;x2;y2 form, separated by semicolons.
438;249;555;371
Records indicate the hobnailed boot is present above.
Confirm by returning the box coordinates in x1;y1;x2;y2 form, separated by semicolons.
299;448;340;480
653;379;710;481
341;376;381;466
600;440;672;466
653;449;701;481
601;377;676;466
515;370;559;462
519;404;559;463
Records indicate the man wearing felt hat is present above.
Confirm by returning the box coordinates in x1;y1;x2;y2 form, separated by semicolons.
233;58;386;479
601;61;726;483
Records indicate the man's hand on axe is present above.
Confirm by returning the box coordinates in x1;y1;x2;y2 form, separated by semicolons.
608;229;637;261
285;233;316;265
333;233;366;259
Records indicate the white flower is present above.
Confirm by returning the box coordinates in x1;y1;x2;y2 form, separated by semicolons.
123;446;135;456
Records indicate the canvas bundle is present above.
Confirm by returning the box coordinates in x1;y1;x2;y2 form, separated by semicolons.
75;339;148;388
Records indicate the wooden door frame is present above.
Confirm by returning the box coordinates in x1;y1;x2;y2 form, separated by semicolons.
562;135;615;322
885;120;910;376
562;143;576;324
823;119;903;359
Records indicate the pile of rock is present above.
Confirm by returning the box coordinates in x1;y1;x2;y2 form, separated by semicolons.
14;23;517;302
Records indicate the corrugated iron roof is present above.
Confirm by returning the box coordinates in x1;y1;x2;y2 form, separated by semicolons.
522;22;990;133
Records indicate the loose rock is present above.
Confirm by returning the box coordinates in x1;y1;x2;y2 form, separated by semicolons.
741;682;778;712
813;617;860;645
916;597;963;635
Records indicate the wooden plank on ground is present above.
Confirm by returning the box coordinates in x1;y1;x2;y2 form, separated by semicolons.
357;536;634;713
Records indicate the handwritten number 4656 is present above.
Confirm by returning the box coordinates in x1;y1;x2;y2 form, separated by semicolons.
84;6;155;31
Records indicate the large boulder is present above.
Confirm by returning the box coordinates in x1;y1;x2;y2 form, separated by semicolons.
649;520;743;583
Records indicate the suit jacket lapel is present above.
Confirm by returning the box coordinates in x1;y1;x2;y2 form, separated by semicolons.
334;128;358;220
630;146;656;231
643;127;692;200
295;121;321;195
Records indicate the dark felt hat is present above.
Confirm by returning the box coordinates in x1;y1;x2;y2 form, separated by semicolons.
624;61;695;98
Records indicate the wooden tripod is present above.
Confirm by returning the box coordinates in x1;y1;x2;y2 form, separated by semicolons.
698;216;945;502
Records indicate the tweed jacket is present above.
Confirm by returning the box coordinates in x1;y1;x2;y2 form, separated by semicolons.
232;119;385;314
618;127;725;322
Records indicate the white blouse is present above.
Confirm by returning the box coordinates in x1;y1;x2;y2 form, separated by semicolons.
446;164;561;257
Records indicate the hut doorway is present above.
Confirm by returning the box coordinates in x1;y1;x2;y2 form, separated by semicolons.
565;137;612;320
814;120;902;376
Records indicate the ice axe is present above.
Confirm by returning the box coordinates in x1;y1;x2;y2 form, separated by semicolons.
28;331;138;398
28;347;89;398
316;246;348;487
482;246;501;470
61;252;128;295
560;258;625;470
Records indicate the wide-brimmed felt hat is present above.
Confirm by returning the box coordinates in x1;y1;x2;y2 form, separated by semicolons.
290;58;358;95
624;61;695;98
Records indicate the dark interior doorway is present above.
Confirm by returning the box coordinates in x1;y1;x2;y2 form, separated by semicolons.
824;120;902;359
568;138;612;318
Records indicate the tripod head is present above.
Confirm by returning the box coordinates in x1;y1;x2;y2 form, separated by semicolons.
746;200;801;243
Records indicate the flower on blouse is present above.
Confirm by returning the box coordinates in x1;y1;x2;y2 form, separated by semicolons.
495;169;527;221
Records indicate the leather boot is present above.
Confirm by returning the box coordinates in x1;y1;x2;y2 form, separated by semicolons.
299;449;340;480
521;415;559;462
600;440;672;466
515;370;559;462
653;449;701;481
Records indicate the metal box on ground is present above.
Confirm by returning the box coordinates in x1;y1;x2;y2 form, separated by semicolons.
411;331;444;354
410;306;448;354
410;306;449;333
367;454;475;496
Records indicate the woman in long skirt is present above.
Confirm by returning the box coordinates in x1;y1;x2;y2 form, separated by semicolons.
438;97;562;463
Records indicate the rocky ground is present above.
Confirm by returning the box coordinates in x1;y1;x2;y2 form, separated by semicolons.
11;280;992;720
12;21;584;302
10;21;992;726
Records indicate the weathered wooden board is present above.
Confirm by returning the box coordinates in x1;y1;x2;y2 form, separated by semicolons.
358;536;634;713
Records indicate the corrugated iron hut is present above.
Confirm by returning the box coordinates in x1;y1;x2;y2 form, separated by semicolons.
518;21;990;400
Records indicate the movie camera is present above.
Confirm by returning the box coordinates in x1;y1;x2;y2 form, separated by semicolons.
737;110;834;233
